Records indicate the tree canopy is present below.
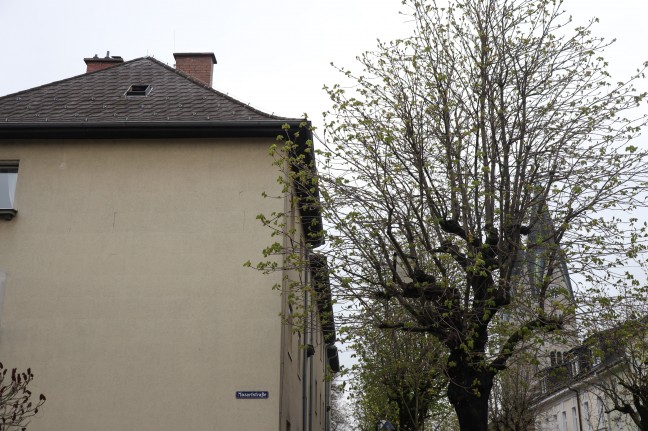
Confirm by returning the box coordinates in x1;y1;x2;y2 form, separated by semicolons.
259;0;648;429
346;308;453;431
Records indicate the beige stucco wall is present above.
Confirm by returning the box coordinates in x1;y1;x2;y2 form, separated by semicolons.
0;139;285;430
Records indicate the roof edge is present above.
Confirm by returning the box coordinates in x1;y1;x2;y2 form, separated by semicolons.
0;56;146;101
0;120;307;139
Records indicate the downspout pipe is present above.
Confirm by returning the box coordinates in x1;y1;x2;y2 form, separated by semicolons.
568;386;584;431
306;248;314;431
309;302;314;431
325;377;331;431
302;263;309;431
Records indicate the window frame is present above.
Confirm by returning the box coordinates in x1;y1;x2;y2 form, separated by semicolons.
0;160;18;220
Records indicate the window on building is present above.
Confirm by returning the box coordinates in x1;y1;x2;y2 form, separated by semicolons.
596;399;606;430
550;350;565;366
298;331;302;380
561;411;567;431
0;161;18;220
583;401;592;431
593;353;602;367
548;284;560;298
572;407;578;431
570;360;579;377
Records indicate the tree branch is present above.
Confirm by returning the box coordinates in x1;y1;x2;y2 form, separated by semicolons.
491;317;563;370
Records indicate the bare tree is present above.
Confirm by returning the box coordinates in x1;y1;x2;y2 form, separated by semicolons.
488;362;539;431
0;363;46;431
257;0;648;429
586;313;648;430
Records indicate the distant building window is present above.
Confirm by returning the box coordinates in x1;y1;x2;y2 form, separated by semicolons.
548;284;560;298
550;350;564;366
0;161;18;220
596;399;606;429
593;354;602;367
584;401;592;431
570;360;579;377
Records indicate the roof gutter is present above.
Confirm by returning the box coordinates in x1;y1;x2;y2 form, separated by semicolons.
0;120;303;140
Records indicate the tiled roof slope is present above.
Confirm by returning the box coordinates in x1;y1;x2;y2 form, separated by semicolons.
0;57;291;124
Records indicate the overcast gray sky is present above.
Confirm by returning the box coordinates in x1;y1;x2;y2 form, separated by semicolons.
1;0;647;130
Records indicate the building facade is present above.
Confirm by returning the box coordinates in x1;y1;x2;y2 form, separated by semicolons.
534;342;639;431
0;53;338;430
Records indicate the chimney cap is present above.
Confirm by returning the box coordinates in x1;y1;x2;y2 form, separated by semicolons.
84;55;124;64
83;53;125;73
173;52;217;64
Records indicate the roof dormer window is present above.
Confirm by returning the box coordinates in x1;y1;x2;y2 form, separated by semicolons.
125;84;151;97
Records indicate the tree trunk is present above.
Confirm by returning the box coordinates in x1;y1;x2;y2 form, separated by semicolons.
635;406;648;431
446;356;494;431
398;401;416;431
397;395;427;431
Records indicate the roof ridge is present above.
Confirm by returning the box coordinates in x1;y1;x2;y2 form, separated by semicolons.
0;56;144;101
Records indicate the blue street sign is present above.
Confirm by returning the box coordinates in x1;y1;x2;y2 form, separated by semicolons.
236;391;269;399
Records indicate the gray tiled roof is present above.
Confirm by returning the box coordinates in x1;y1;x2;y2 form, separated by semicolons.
0;57;290;124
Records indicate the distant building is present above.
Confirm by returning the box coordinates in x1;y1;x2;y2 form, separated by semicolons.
501;208;645;430
533;322;645;431
503;205;578;364
493;205;581;429
0;52;338;431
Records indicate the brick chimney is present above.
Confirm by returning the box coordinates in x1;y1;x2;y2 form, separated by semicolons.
84;51;124;73
173;53;217;87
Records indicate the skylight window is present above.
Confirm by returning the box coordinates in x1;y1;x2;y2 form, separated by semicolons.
125;84;151;97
